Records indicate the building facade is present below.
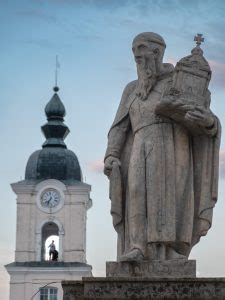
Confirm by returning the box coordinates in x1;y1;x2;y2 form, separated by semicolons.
5;87;92;300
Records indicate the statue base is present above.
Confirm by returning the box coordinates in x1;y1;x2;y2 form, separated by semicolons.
106;259;196;278
62;259;225;299
62;277;225;299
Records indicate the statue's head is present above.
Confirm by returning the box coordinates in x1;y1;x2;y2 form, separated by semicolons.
132;32;166;100
132;32;166;66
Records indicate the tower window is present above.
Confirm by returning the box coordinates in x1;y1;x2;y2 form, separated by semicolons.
45;235;59;261
41;222;59;261
40;287;57;300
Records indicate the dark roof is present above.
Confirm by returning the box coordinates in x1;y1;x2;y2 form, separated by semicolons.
25;87;82;182
25;148;82;181
45;92;66;120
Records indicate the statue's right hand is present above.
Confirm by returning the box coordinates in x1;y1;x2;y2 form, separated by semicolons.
104;156;121;177
157;96;194;117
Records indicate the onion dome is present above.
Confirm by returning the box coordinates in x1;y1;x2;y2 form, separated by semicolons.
45;86;65;120
25;86;82;182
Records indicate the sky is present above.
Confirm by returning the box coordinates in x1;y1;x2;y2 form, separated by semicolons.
0;0;225;298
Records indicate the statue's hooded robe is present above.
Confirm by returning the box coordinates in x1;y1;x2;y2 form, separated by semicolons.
105;65;221;259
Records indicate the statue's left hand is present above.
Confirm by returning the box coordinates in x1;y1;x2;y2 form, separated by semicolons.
185;107;214;128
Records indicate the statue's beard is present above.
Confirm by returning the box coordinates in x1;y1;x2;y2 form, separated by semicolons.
135;56;157;101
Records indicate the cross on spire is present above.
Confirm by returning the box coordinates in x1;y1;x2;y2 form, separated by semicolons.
54;55;60;89
194;33;204;47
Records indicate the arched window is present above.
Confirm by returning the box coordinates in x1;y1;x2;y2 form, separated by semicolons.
41;222;59;261
40;286;57;300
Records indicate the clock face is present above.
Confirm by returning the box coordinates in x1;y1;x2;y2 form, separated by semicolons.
40;189;61;208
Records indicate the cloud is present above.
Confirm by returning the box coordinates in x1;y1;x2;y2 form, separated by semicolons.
208;60;225;89
17;7;103;45
37;0;128;10
164;56;225;90
74;34;103;42
166;57;176;66
88;159;104;173
16;9;59;24
20;38;72;49
219;150;225;178
116;66;135;75
0;246;14;299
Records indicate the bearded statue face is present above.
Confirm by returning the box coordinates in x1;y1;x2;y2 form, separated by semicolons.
132;37;165;100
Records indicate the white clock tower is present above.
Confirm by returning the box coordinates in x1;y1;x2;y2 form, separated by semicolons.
5;86;92;300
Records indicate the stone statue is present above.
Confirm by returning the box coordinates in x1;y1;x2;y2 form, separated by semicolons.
104;32;221;262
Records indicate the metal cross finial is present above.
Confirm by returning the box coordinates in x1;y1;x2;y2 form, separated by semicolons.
194;33;204;47
55;55;60;87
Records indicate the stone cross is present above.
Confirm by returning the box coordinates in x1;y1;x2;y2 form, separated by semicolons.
194;33;204;47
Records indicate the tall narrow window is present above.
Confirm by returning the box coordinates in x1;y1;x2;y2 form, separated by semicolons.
41;222;59;261
45;235;59;261
40;287;57;300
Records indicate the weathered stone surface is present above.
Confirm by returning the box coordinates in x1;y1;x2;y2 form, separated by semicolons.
104;32;221;262
106;259;196;278
62;277;225;300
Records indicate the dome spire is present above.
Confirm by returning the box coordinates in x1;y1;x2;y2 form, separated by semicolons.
24;71;82;182
41;86;69;148
41;56;70;147
54;55;60;92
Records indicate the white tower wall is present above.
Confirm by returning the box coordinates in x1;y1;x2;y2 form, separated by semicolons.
6;179;92;300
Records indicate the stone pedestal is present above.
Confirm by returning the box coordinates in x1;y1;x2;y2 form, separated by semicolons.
106;259;196;278
62;277;225;300
62;259;225;299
